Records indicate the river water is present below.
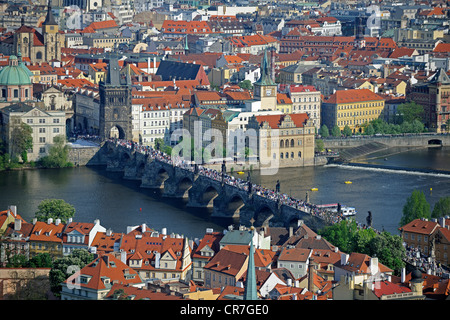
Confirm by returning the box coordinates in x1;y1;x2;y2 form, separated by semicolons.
0;146;449;239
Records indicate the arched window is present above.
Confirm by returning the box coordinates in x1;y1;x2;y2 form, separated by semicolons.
36;51;42;60
291;152;294;158
298;151;302;158
291;139;294;147
280;140;284;148
280;153;283;159
285;152;289;159
285;139;289;148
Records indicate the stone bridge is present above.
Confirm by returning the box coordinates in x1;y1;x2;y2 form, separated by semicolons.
323;133;450;149
104;141;328;231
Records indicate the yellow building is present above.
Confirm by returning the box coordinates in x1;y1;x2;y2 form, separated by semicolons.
322;89;385;133
276;93;293;114
88;62;107;84
28;219;65;259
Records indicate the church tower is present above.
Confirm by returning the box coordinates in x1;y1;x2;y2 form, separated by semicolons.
253;49;277;110
244;227;258;300
99;56;132;141
42;0;61;61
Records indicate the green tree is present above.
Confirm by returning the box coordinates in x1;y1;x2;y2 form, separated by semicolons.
365;124;375;135
319;125;329;138
367;232;406;275
49;249;94;297
9;121;33;162
39;135;73;168
315;139;325;152
432;196;450;219
238;79;253;90
28;253;53;268
399;190;431;227
342;125;352;137
6;254;28;268
397;102;424;123
35;199;75;224
331;125;341;137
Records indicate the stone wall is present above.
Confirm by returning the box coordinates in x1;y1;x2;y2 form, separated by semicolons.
68;144;107;167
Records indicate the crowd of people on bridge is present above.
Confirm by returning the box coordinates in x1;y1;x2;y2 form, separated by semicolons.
108;138;348;225
107;138;449;276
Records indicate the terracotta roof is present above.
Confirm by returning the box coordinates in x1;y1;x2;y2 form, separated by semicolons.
324;89;384;104
277;93;292;104
105;283;185;300
204;248;248;277
222;244;275;269
399;218;441;235
67;254;142;291
254;113;310;129
191;232;223;260
433;43;450;53
91;231;123;253
389;47;417;59
337;252;393;274
162;20;213;34
372;280;412;298
29;220;65;243
88;20;118;30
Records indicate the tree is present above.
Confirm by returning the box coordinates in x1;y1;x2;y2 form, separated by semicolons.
432;196;450;219
368;231;406;275
365;124;375;135
28;253;53;268
399;190;431;227
331;125;341;137
238;80;253;90
9;121;33;162
397;102;424;123
342;125;352;137
39;135;73;168
319;125;329;138
315;139;325;152
35;199;75;224
49;249;94;297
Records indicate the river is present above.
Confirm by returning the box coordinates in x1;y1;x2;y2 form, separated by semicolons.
0;146;449;239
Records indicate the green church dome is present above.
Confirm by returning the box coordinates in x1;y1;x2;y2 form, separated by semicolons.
0;55;32;86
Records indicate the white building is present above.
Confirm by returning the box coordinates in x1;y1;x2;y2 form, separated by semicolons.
286;84;321;131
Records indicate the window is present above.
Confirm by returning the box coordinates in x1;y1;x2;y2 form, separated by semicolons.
39;137;46;143
39;128;45;133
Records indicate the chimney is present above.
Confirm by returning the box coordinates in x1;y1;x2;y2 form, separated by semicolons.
370;257;379;275
47;218;53;224
14;219;22;231
439;217;446;228
55;219;61;226
289;227;293;237
106;229;112;236
308;257;315;293
94;219;100;225
103;255;110;266
9;205;17;217
33;218;37;225
340;253;349;265
142;223;146;233
121;251;127;264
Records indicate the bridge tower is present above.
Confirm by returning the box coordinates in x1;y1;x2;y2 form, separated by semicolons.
99;56;132;141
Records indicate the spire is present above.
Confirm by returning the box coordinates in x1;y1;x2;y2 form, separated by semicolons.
184;35;189;52
254;49;275;86
244;226;257;300
43;0;57;26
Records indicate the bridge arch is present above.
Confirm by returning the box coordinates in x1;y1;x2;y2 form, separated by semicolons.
202;185;220;207
177;176;193;198
254;205;275;227
156;167;170;189
227;194;246;217
428;139;443;146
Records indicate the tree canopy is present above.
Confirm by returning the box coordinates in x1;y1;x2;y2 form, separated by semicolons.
399;190;431;227
49;249;94;297
34;199;76;224
432;196;450;219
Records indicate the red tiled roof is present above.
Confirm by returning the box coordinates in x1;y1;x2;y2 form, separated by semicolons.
29;220;65;243
372;280;411;298
399;218;441;235
324;89;384;104
254;113;310;129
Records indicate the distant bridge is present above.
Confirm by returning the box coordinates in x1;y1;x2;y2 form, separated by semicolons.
323;133;450;149
104;141;332;231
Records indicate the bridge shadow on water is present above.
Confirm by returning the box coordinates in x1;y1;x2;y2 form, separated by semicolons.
85;165;237;230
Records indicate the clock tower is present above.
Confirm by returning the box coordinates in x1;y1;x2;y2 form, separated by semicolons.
253;49;277;110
